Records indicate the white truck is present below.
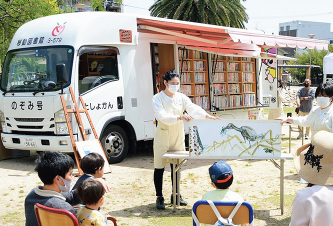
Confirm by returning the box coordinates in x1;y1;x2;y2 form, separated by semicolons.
0;12;327;163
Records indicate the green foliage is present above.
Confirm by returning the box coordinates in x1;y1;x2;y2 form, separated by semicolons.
0;0;59;66
329;44;333;53
286;47;330;81
149;0;248;28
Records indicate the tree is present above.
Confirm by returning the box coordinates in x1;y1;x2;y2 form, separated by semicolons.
286;45;332;82
149;0;248;28
0;0;59;66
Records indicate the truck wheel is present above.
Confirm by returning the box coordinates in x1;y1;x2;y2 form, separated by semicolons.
101;125;128;164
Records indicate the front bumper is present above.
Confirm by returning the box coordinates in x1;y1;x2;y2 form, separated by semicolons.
1;133;73;152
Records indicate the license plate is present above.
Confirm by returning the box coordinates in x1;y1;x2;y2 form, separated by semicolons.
24;138;37;147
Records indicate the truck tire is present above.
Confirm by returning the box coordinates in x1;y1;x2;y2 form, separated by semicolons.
101;124;128;164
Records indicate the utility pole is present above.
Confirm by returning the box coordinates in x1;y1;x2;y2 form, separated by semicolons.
308;34;315;80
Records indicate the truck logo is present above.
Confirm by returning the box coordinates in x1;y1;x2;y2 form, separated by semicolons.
119;30;132;43
52;22;66;37
11;101;43;110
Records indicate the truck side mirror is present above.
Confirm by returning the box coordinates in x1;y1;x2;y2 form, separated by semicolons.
56;63;68;84
56;63;68;94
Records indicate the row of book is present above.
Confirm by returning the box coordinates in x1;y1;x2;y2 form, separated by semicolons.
181;72;192;83
211;56;253;62
180;60;191;71
195;84;207;95
242;57;251;61
194;72;206;82
213;62;225;71
227;62;240;71
193;61;205;71
214;95;228;108
228;73;239;82
242;63;254;72
212;94;256;108
213;84;227;94
243;73;254;82
212;84;254;94
194;51;205;59
179;49;191;59
180;85;192;95
195;96;209;109
229;95;242;107
243;84;254;92
228;84;240;93
181;72;253;84
212;73;225;82
244;94;256;106
227;56;238;61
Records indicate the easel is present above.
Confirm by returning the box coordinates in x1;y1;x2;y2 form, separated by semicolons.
60;87;109;175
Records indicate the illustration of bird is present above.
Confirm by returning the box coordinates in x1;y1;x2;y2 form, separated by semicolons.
220;123;265;145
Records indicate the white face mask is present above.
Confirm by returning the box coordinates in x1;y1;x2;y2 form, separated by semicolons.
57;176;73;192
168;84;180;93
317;97;331;108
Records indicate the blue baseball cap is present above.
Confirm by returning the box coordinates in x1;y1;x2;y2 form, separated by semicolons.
209;161;233;183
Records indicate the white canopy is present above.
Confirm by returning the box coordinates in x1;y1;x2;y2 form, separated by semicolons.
323;53;333;74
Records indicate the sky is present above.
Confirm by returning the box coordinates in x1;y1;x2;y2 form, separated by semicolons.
123;0;333;36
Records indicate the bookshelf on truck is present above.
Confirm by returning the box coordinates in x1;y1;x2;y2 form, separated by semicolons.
0;12;328;163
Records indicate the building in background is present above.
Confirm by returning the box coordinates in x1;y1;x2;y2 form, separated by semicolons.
279;20;333;43
59;0;123;12
278;20;332;83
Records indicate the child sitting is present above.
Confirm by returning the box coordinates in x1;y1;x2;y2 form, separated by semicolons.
76;180;107;226
72;152;105;190
202;161;246;226
25;151;81;226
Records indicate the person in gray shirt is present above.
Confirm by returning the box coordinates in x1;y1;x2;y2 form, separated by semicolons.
296;79;315;139
24;151;80;226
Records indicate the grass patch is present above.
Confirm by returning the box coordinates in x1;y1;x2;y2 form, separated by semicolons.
263;194;294;208
186;173;199;183
0;212;24;224
149;210;192;226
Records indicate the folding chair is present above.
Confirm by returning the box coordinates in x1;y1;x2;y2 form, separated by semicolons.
192;200;253;226
34;203;79;226
34;203;118;226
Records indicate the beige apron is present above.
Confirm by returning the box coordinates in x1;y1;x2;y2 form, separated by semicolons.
153;94;186;169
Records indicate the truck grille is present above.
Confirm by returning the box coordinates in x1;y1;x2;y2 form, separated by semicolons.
14;118;44;122
17;125;43;129
11;131;55;136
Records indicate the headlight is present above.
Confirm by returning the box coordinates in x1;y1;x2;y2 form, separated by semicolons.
54;109;70;135
55;110;67;123
55;123;69;135
0;110;6;132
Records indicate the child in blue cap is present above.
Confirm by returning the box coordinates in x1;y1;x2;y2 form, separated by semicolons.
202;161;246;226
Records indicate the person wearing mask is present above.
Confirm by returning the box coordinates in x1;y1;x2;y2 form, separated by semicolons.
268;79;286;120
295;79;315;139
152;70;219;210
278;83;333;140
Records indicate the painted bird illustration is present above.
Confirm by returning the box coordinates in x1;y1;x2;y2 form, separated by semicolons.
220;123;265;145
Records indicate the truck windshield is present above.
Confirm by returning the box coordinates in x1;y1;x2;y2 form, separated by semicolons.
1;46;74;92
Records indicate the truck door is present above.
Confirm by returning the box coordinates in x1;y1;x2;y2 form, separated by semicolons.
77;46;126;163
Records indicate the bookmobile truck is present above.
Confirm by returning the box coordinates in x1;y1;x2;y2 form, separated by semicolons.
0;12;327;163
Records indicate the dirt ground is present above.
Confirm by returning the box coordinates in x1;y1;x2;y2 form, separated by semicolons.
0;124;307;226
